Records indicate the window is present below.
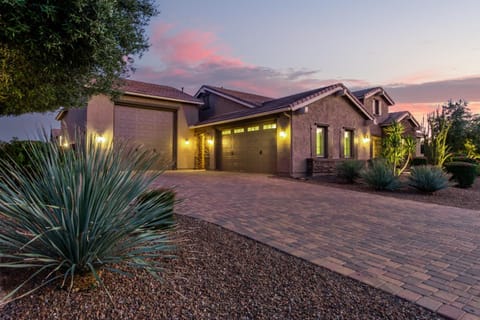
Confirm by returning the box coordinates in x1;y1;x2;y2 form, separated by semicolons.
263;123;276;130
247;125;260;132
233;128;245;134
343;130;353;158
221;129;231;135
316;127;326;157
373;99;381;115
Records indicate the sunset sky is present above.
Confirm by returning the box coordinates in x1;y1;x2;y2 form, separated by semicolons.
1;0;480;140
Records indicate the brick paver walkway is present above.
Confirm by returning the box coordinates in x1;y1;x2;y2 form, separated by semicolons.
154;171;480;320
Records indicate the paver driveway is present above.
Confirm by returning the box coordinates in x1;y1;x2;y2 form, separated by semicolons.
154;171;480;320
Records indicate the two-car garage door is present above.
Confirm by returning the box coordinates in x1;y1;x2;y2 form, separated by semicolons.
219;122;277;173
114;105;175;169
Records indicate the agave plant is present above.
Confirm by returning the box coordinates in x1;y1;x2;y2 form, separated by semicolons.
360;159;401;191
408;165;449;194
0;135;174;304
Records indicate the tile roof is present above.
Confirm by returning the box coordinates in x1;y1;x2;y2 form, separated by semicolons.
193;83;373;127
352;87;395;105
381;111;420;127
119;79;202;105
352;87;381;100
200;85;274;107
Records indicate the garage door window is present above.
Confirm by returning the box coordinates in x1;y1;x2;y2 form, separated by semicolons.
247;125;260;132
233;128;245;134
263;123;276;130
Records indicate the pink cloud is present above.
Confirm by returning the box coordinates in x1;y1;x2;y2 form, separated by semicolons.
149;22;244;68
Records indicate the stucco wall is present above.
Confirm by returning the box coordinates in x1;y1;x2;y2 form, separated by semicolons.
199;94;250;121
86;95;115;141
177;103;198;169
61;107;87;142
291;95;371;176
364;94;391;136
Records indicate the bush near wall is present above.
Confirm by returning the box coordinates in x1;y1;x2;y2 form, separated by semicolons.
336;160;365;183
444;161;477;188
136;188;176;230
411;157;428;166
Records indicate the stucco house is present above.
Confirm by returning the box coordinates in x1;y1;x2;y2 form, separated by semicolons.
56;80;203;169
56;79;420;176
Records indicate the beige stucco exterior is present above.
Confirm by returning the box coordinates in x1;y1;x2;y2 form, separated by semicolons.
59;93;199;170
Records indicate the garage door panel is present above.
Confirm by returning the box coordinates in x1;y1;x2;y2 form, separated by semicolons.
114;106;174;170
219;124;276;173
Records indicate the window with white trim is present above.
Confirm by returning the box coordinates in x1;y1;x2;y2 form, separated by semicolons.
343;130;353;158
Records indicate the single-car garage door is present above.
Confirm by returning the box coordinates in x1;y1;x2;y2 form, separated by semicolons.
219;122;276;173
114;106;175;169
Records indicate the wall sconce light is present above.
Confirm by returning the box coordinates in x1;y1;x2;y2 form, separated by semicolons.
95;136;106;144
62;142;69;148
185;138;190;145
207;138;214;145
362;136;371;143
279;131;287;138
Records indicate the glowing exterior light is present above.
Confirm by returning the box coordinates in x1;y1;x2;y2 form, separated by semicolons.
362;136;371;144
185;138;190;145
207;138;214;145
95;136;106;144
279;131;287;138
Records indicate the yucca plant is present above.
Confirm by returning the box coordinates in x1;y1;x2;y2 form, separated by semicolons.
408;165;449;194
0;134;174;304
360;159;401;191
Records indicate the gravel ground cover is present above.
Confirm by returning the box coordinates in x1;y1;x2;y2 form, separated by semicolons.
1;215;446;320
306;174;480;211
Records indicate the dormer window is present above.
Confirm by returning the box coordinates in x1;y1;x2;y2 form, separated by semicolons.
373;99;381;116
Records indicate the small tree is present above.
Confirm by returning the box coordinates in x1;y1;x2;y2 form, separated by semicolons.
422;108;452;167
381;121;416;176
442;99;471;154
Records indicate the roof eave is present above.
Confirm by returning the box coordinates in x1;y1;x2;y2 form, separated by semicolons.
195;86;257;109
124;91;203;105
190;107;291;129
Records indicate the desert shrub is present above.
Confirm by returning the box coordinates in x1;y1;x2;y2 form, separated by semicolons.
411;157;428;166
444;161;477;188
336;160;365;183
0;135;174;303
136;188;176;230
408;166;449;194
360;159;401;191
476;164;480;176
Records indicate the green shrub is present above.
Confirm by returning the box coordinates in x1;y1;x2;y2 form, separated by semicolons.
408;166;449;194
136;188;176;230
450;156;479;164
336;160;365;183
360;159;401;191
476;164;480;176
0;135;174;303
444;161;477;188
411;157;428;166
0;139;47;176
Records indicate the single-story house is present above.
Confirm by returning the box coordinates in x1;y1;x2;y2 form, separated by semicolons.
56;79;420;176
56;80;203;170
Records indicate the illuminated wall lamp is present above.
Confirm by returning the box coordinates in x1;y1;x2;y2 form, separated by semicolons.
207;138;214;145
279;131;287;138
95;136;106;144
184;138;190;145
362;136;371;144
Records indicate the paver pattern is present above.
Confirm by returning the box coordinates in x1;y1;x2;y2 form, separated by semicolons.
154;171;480;320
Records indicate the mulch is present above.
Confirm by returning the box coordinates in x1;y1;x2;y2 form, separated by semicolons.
0;215;446;320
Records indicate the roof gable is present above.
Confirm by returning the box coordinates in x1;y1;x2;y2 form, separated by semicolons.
192;83;373;128
381;111;420;128
352;87;395;105
195;85;273;108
